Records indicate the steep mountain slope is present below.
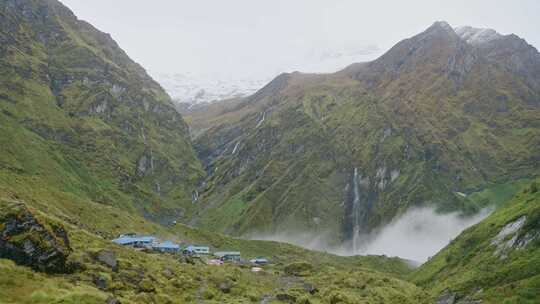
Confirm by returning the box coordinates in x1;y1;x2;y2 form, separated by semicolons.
411;179;540;303
0;2;430;303
0;0;204;224
188;22;540;246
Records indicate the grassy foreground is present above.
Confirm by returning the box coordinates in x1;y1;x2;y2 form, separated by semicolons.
0;191;425;304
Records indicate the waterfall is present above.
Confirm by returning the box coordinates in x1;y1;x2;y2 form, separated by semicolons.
149;149;155;172
352;167;361;252
256;112;266;128
155;181;161;195
232;141;240;154
192;190;199;203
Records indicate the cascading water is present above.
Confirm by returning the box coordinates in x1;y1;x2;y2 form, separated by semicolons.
256;111;266;127
351;167;361;252
192;190;199;203
232;141;240;154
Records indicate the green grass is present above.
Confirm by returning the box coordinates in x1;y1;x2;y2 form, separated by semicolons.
411;179;540;303
460;178;533;212
0;190;420;303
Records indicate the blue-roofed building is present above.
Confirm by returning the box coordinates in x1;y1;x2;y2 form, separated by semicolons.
152;241;180;253
112;235;156;248
214;251;241;262
249;257;269;265
183;245;210;255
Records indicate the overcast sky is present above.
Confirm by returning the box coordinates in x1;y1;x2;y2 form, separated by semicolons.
60;0;540;80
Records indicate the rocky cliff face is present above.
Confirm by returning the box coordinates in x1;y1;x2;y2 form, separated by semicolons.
187;22;540;245
0;199;71;273
0;0;204;223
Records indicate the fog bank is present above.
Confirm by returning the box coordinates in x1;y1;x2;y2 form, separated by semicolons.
248;207;492;263
360;207;492;262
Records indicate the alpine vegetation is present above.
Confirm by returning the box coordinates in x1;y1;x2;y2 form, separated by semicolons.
1;0;539;303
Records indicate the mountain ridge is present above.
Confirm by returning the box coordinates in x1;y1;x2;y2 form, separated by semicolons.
185;21;540;247
0;4;539;302
0;0;204;224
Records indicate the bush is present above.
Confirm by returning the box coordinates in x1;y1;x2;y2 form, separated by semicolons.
284;262;314;277
138;278;155;293
530;182;538;194
203;289;216;300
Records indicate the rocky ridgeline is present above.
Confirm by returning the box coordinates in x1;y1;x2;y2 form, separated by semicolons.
0;199;72;273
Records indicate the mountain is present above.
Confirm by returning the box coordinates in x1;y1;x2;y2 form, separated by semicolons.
186;21;540;248
0;2;538;302
154;45;381;107
411;178;540;303
155;72;269;106
0;0;204;224
0;1;429;303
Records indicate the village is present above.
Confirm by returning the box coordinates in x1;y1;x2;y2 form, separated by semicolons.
112;234;269;271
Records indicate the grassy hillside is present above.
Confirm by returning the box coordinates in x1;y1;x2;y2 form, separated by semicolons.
411;178;540;303
0;0;204;224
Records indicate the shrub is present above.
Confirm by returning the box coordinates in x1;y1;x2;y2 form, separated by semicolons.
530;182;538;194
284;262;314;277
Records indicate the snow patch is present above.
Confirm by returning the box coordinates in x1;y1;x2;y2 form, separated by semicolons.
455;26;502;45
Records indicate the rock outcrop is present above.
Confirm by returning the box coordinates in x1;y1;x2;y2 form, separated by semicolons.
436;289;481;304
95;249;118;271
0;199;72;273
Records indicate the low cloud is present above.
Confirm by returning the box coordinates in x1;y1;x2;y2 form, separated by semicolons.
358;207;492;262
247;207;492;264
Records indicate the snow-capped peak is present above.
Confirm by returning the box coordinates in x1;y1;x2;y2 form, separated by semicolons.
455;26;502;45
153;73;270;105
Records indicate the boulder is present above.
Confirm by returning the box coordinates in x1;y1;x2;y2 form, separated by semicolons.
96;249;118;271
303;283;318;294
106;297;121;304
218;281;232;293
436;289;482;304
94;275;109;290
0;200;71;273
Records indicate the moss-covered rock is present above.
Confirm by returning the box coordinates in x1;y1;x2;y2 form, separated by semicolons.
0;200;71;273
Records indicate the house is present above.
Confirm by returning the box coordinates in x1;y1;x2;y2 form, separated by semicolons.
214;251;241;262
183;245;210;255
249;257;269;265
152;241;180;253
112;235;156;248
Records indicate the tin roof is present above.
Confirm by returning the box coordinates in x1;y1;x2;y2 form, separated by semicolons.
112;235;156;245
214;251;241;257
153;241;180;249
185;245;209;250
